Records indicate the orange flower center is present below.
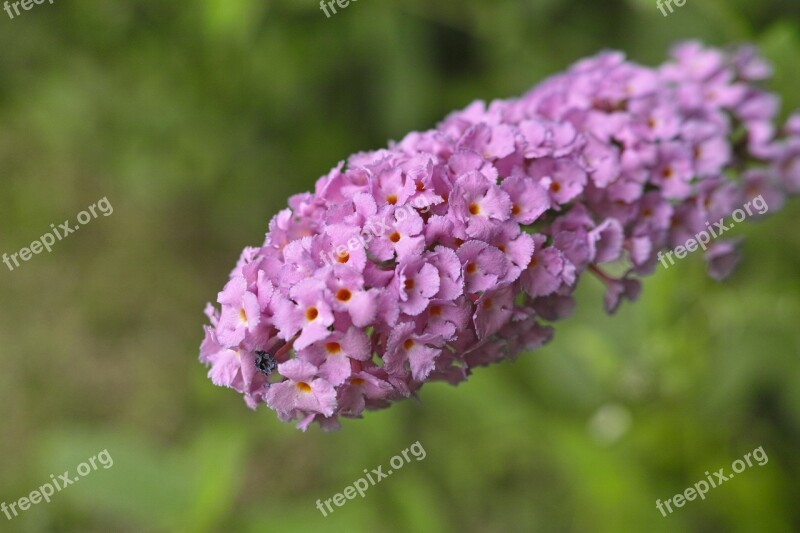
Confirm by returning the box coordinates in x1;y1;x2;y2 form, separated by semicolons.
403;339;415;350
550;182;561;193
386;194;398;205
466;263;477;274
326;342;341;354
336;288;352;302
511;204;521;216
389;232;401;243
404;279;415;290
351;378;365;385
430;305;442;316
296;382;312;393
469;203;481;215
337;252;350;263
239;308;248;324
306;307;319;321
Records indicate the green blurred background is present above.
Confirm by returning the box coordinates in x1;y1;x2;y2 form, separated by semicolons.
1;0;799;531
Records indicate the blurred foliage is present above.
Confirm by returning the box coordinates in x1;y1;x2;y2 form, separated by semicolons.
0;0;799;532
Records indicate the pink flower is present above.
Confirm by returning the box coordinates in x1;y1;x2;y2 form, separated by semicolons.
384;322;444;381
300;327;371;386
456;240;509;294
473;286;515;338
200;41;800;431
338;372;395;418
367;207;426;262
216;276;260;348
450;171;512;240
395;259;441;316
324;266;378;327
520;235;575;298
530;158;588;205
500;173;550;224
266;360;337;421
273;279;334;350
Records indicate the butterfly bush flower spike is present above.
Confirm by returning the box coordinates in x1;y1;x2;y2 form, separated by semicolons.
199;42;799;430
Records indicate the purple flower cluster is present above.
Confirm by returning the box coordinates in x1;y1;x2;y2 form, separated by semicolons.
200;42;799;431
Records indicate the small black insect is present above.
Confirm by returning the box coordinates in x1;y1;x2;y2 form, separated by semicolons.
255;350;277;376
